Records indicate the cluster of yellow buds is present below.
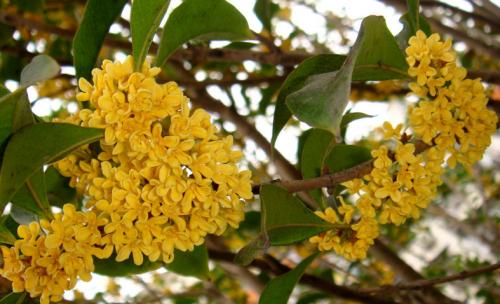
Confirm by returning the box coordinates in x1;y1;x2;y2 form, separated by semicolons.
406;31;497;168
0;205;106;304
309;30;497;260
55;56;252;265
1;56;253;303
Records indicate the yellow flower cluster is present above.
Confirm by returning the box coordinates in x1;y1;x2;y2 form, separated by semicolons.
0;205;105;304
56;56;252;265
309;31;497;260
1;56;252;303
406;30;498;169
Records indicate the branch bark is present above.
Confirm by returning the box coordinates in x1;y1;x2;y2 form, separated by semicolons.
360;261;500;293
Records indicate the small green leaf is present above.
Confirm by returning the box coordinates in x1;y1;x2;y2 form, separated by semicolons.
131;0;171;71
93;255;162;277
156;0;251;67
0;292;26;304
235;234;268;266
340;111;373;139
261;184;338;245
300;129;334;205
297;292;330;304
353;16;409;81
286;16;407;138
271;54;345;146
166;244;209;279
11;170;52;219
45;166;77;208
0;216;17;245
20;55;60;88
324;145;372;173
0;123;103;212
73;0;127;80
9;205;38;225
259;253;319;304
396;0;431;49
254;0;280;31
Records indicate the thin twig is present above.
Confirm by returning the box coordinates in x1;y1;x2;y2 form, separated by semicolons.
360;261;500;293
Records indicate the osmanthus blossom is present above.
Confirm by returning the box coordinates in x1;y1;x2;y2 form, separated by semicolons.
308;30;497;261
0;56;253;304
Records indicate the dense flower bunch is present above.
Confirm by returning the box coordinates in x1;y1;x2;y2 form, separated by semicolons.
1;56;252;303
309;30;497;260
406;31;497;169
0;205;106;304
55;56;252;265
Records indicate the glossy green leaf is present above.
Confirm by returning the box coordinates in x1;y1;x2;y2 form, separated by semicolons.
286;16;407;138
93;255;162;277
0;292;26;304
353;16;409;80
131;0;171;71
272;16;409;144
396;0;431;49
260;184;338;245
73;0;127;80
259;253;319;304
296;292;330;304
45;166;77;208
235;234;268;266
0;123;103;211
9;205;38;225
300;129;334;205
11;170;52;219
166;244;209;279
324;145;372;173
0;216;17;245
20;55;60;87
271;54;345;146
340;111;373;139
156;0;251;67
254;0;279;31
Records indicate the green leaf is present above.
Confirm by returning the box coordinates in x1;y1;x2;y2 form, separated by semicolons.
300;129;334;205
11;170;52;218
259;253;319;304
156;0;251;67
44;166;77;208
166;244;209;279
353;16;409;81
254;0;280;31
0;123;103;212
396;0;431;49
9;205;38;225
93;255;162;277
260;184;338;245
131;0;171;71
20;55;60;87
234;234;268;266
324;145;372;173
73;0;127;80
0;292;26;304
0;216;17;245
297;292;330;304
271;54;345;146
286;16;407;138
340;111;372;139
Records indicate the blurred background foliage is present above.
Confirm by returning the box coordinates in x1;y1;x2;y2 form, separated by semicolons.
0;0;498;303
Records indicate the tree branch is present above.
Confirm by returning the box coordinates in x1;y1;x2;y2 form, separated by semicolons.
360;261;500;293
207;248;397;304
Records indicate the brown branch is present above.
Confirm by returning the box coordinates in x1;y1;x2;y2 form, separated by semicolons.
360;261;500;293
207;248;397;304
251;140;430;194
2;10;500;85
